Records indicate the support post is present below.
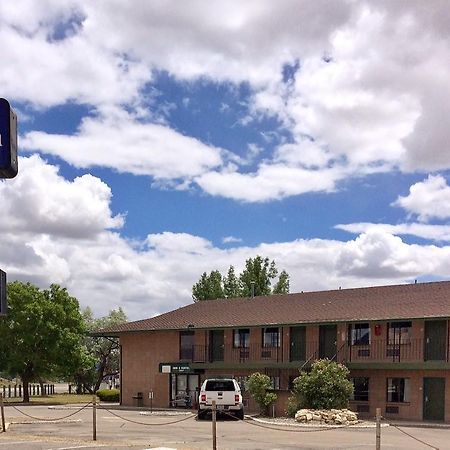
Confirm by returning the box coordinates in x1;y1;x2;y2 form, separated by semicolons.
376;407;381;450
0;394;5;432
92;395;97;441
212;400;217;450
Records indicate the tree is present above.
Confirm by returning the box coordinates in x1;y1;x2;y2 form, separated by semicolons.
192;270;224;302
273;270;290;294
247;372;277;415
0;282;86;402
74;307;127;393
192;256;290;301
289;359;353;411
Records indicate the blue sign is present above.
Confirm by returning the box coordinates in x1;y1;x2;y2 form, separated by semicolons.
0;98;18;178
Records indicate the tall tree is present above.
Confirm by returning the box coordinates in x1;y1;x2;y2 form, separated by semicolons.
192;270;224;302
81;307;128;392
0;282;86;402
192;256;290;301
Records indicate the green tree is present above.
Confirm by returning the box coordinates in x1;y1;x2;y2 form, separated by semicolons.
192;270;224;302
289;359;353;411
0;282;86;402
192;256;290;301
223;265;240;298
247;372;277;415
273;270;290;294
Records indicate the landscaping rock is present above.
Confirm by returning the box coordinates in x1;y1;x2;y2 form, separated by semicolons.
294;408;359;425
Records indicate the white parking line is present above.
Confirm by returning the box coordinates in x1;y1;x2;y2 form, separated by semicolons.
47;445;109;450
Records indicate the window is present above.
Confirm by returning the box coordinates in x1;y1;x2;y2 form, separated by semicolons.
387;378;410;403
233;329;250;348
204;380;236;391
388;321;412;345
263;327;280;347
270;376;280;390
179;331;194;360
351;377;369;401
349;323;370;345
234;376;249;392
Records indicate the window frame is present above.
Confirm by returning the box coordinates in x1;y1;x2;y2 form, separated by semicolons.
179;330;195;360
233;328;250;348
388;321;412;345
262;327;280;348
386;377;410;403
351;377;370;402
349;323;371;345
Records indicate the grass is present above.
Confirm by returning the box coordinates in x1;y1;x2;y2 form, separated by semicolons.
3;393;95;405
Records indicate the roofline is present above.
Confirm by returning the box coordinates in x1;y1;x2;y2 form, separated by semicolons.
97;314;450;336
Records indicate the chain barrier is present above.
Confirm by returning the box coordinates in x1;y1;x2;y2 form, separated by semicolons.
97;403;197;426
381;417;439;450
3;398;93;422
218;409;350;433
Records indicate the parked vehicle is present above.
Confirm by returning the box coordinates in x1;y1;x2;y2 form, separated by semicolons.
197;378;244;420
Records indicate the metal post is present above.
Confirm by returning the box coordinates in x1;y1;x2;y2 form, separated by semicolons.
212;400;217;450
1;394;5;432
376;407;381;450
92;395;97;441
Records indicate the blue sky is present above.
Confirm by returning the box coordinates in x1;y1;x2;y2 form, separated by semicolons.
1;1;450;319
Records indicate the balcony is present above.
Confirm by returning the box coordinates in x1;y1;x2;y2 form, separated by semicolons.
178;337;450;368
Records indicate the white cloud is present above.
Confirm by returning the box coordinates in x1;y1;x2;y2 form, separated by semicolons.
222;236;242;244
0;155;123;238
336;222;450;243
393;175;450;222
21;110;224;179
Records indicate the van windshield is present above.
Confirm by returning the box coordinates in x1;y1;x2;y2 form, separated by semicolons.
205;380;235;391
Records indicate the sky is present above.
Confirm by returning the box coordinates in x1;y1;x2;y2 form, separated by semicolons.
1;0;450;320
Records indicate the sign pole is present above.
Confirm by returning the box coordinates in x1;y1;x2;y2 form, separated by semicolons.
92;395;97;441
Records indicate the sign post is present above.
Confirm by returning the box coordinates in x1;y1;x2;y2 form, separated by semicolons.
0;270;6;316
0;98;18;179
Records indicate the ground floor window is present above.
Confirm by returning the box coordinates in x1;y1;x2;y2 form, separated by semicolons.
270;376;280;390
387;378;410;403
351;377;369;401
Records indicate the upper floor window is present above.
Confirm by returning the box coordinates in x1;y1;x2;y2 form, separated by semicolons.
349;323;370;345
233;329;250;348
179;330;194;360
388;321;412;345
387;378;410;403
351;377;369;401
263;327;280;347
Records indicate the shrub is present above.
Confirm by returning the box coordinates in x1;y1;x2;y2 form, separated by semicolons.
247;372;277;415
288;359;353;412
96;388;119;402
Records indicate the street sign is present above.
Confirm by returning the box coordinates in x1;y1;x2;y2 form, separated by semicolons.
0;270;6;316
0;98;18;178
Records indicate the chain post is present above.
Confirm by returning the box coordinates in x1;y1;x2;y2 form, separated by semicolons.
376;407;381;450
93;395;97;441
0;393;5;432
212;400;217;450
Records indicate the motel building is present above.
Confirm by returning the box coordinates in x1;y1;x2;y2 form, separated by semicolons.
99;281;450;422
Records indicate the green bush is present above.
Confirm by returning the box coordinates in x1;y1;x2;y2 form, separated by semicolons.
96;388;119;402
247;372;277;416
288;359;353;412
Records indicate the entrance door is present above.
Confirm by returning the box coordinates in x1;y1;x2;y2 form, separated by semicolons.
319;325;337;359
290;326;306;361
425;320;447;361
170;373;200;408
423;377;445;421
209;330;224;362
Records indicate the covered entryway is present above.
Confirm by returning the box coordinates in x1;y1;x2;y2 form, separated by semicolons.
319;325;337;359
170;373;200;408
424;320;447;361
423;377;445;421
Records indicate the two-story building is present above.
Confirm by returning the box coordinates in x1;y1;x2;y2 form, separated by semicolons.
100;281;450;422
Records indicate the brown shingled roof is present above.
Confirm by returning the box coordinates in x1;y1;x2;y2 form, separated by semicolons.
101;281;450;335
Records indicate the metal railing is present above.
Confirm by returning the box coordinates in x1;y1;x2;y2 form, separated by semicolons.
178;338;449;365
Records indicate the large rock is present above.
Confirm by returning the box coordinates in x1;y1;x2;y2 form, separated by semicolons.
294;408;359;425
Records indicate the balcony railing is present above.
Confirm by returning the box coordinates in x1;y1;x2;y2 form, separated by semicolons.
178;338;449;365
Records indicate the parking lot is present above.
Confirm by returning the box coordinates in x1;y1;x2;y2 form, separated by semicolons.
0;404;448;449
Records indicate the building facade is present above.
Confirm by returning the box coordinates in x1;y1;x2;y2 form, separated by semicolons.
102;281;450;422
